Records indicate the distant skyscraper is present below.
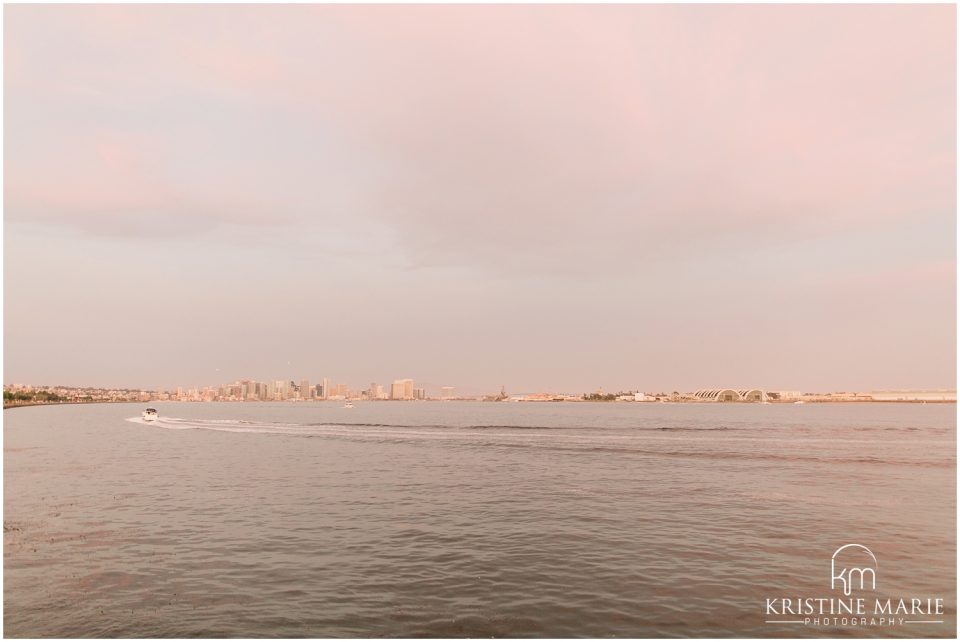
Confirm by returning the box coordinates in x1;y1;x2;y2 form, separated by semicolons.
391;379;414;400
300;379;311;400
321;377;330;400
414;387;425;400
441;386;455;400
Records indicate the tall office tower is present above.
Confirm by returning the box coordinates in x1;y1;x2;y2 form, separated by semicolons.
321;378;330;400
266;381;276;401
300;379;311;400
335;383;349;398
441;386;454;400
275;380;287;400
414;387;426;400
391;379;414;400
368;383;382;400
314;384;323;399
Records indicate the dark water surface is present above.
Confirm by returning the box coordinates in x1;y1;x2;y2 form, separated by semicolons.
4;402;956;637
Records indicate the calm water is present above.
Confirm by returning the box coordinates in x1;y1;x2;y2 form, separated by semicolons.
4;401;956;637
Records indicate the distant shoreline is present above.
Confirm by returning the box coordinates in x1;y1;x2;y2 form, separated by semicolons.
4;399;954;410
3;400;142;410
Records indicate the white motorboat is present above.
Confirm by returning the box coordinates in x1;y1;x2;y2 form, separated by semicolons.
142;408;159;421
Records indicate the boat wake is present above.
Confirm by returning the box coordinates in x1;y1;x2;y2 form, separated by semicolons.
122;416;949;468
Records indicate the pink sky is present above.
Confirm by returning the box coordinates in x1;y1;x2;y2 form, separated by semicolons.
4;5;956;393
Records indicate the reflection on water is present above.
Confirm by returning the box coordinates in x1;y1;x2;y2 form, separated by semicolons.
4;402;956;637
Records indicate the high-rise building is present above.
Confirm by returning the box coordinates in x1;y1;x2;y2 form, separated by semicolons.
300;379;311;400
414;387;426;400
368;383;383;400
335;383;349;398
321;377;330;400
391;379;414;400
441;386;455;400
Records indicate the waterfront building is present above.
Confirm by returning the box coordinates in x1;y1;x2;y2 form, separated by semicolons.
774;390;802;400
441;386;455;400
391;379;414;400
300;379;311;400
693;389;748;402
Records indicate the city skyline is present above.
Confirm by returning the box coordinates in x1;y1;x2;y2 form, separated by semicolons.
6;376;957;403
4;5;956;393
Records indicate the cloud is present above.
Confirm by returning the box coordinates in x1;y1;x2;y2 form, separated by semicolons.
3;5;955;391
5;5;953;272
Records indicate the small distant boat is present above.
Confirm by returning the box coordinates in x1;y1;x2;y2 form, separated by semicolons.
794;400;805;405
142;408;159;422
343;401;354;409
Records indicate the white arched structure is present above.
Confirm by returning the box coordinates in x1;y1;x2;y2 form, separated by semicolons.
693;389;741;402
694;389;768;402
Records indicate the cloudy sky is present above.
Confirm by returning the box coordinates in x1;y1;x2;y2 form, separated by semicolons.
4;4;955;394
